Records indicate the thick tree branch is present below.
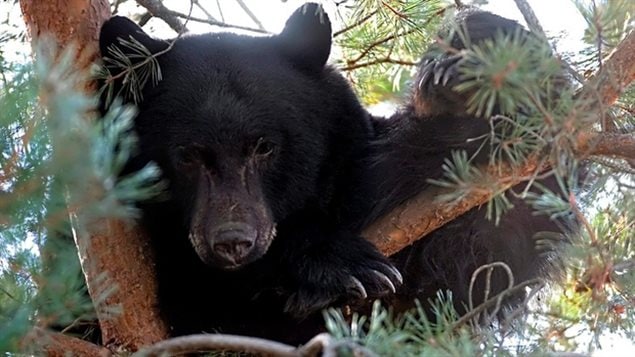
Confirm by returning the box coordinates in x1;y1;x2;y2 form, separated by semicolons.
580;29;635;107
135;334;298;357
363;28;635;256
23;328;111;357
134;332;376;357
364;158;542;255
577;131;635;160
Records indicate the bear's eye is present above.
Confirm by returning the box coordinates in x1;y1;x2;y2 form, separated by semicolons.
253;137;276;158
176;146;200;167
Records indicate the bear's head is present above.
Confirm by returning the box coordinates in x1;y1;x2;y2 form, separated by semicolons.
99;4;365;270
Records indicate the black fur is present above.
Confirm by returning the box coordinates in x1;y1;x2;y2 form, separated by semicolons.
98;3;571;344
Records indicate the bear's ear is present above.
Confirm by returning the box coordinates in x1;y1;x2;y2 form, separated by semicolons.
278;3;332;71
99;16;167;59
99;17;168;106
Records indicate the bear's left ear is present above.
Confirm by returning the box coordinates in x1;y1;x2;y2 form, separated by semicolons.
278;3;332;71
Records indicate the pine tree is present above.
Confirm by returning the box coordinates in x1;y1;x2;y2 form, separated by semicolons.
1;0;634;355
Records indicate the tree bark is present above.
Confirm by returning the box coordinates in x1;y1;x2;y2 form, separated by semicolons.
19;0;169;353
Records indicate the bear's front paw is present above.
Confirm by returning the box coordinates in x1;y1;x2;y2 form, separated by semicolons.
283;238;403;319
417;53;463;93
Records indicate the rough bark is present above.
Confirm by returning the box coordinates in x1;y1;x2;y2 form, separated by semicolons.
23;328;112;357
363;28;635;255
19;0;169;353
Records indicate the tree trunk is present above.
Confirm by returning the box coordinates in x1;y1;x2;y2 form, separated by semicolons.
19;0;169;353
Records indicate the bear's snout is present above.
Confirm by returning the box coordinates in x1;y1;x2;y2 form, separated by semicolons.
212;222;256;267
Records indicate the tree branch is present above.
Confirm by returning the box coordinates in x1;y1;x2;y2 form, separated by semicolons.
363;28;635;256
23;328;111;357
363;158;542;255
512;0;547;39
165;8;270;34
235;0;265;31
577;131;635;160
135;0;188;33
134;334;298;357
333;10;378;37
342;58;418;71
134;332;377;357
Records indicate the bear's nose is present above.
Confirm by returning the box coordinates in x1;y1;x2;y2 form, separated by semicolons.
212;223;256;266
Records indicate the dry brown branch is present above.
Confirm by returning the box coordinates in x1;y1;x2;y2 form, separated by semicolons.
363;28;635;256
23;327;111;357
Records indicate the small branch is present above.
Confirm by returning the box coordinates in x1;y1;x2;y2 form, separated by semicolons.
512;0;547;39
235;0;265;31
135;0;188;33
23;328;112;357
167;8;271;34
342;58;417;71
348;28;417;65
451;278;545;332
192;0;218;22
334;10;378;37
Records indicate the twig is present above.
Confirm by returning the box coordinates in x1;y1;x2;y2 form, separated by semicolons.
135;0;188;33
334;10;377;37
342;58;417;71
167;8;271;34
106;2;194;85
468;262;514;312
451;278;545;332
348;28;417;65
235;0;265;31
512;0;547;39
192;0;218;22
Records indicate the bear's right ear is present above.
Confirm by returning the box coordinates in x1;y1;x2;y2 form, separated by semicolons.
99;16;167;59
278;3;332;71
99;17;169;105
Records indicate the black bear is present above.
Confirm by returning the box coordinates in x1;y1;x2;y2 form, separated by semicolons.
98;3;570;344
